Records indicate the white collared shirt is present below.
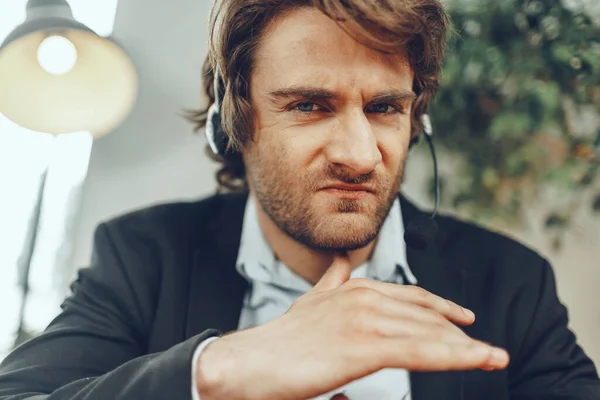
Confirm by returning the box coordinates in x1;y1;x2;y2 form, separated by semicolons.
193;195;416;400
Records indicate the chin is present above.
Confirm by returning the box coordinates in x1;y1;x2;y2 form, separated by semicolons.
316;192;375;213
309;214;379;250
275;193;391;251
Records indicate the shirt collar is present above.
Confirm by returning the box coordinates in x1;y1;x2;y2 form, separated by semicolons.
236;195;417;290
236;195;278;283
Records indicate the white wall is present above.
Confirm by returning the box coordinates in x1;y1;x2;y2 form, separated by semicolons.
69;0;218;280
69;0;599;367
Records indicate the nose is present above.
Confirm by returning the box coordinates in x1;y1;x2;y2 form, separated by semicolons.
325;109;382;175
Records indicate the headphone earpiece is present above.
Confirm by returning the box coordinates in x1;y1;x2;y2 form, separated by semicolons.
403;112;440;250
205;66;229;158
408;113;432;149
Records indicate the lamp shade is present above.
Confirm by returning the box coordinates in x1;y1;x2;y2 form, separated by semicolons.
0;0;138;138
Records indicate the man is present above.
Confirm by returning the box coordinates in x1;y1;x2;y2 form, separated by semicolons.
0;0;599;399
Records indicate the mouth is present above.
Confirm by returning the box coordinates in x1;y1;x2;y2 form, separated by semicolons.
319;183;374;197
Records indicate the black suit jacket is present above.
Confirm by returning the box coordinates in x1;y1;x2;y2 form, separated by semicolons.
0;193;598;400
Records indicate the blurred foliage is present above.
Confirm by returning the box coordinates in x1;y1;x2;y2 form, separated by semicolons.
430;0;600;241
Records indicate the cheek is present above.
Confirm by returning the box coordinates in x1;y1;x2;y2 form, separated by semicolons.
378;123;411;167
249;132;306;179
289;135;327;168
264;125;329;170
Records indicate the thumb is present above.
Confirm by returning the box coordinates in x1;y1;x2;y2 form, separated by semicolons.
312;252;352;292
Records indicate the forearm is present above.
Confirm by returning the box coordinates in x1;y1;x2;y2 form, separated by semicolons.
0;331;219;400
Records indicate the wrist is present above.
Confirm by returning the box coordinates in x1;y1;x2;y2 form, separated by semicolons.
195;337;229;399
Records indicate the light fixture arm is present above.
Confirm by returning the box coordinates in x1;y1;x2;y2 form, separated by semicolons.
25;0;73;21
1;0;93;51
28;0;70;7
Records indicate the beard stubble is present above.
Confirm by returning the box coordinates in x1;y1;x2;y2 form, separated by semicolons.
247;149;406;252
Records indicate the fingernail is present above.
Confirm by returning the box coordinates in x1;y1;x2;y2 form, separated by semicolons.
462;307;475;319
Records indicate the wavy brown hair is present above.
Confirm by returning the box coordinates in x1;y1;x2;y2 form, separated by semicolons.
187;0;450;193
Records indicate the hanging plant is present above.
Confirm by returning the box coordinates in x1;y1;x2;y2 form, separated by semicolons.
429;0;600;246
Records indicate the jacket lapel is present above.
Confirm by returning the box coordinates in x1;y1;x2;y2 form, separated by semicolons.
400;196;466;400
185;193;467;399
185;192;250;338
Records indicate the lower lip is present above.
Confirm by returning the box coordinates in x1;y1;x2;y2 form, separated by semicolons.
320;188;371;198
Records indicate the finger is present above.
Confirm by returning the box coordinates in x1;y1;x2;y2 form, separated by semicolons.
347;279;475;326
353;290;467;338
312;252;352;292
369;339;510;372
364;314;474;345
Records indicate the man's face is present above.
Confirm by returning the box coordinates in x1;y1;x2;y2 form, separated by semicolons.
244;7;414;251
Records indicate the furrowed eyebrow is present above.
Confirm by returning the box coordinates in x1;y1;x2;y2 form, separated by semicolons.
267;86;417;105
368;89;417;104
268;86;338;104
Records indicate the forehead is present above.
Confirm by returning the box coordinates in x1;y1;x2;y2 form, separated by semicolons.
252;7;413;93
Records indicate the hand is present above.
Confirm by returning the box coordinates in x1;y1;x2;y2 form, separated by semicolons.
196;253;509;400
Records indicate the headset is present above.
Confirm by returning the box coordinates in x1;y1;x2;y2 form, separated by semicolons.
205;66;440;250
205;66;229;158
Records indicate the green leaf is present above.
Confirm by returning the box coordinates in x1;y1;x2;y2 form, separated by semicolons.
489;113;534;141
434;0;600;235
551;236;563;252
593;194;600;212
545;213;568;229
594;129;600;149
532;81;561;113
550;44;573;64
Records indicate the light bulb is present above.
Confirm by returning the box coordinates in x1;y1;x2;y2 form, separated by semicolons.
37;35;78;75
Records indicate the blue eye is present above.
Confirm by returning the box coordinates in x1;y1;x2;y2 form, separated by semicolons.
296;102;318;112
366;103;399;114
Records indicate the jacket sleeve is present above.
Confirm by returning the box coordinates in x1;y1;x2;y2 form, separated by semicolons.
508;258;600;400
0;222;220;400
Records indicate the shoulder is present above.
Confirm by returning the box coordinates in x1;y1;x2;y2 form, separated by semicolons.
436;212;551;292
106;192;239;224
438;213;544;263
401;195;546;269
97;192;248;250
